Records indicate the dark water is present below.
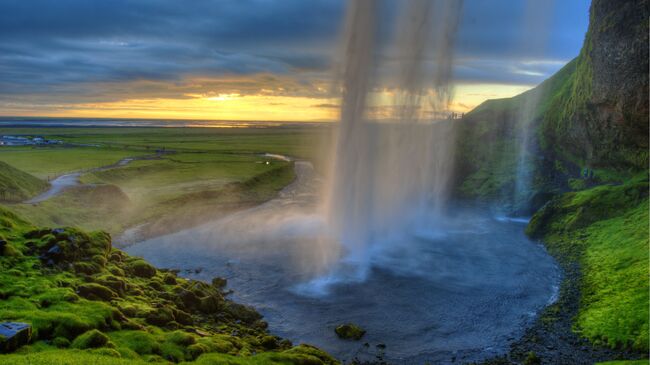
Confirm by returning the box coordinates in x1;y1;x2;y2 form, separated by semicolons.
126;163;559;364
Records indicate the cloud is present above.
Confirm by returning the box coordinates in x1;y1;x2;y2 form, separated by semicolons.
0;0;590;111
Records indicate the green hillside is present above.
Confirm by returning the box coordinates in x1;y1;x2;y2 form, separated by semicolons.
0;161;48;202
0;207;336;364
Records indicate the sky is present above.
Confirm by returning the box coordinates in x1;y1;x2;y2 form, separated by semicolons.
0;0;591;122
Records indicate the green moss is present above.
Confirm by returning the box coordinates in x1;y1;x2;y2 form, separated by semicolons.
124;259;157;278
108;331;160;356
526;177;649;351
71;329;112;349
188;344;338;365
334;324;365;340
0;349;150;364
523;351;541;365
577;202;649;350
0;206;337;363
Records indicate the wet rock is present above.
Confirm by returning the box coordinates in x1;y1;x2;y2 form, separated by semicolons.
335;323;366;340
225;302;261;323
0;322;32;353
211;277;227;289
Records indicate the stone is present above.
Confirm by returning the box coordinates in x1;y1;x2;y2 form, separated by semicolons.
0;322;32;353
334;323;366;340
76;283;117;301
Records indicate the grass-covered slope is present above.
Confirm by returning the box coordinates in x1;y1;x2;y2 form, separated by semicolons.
455;0;648;212
0;161;48;202
527;176;649;351
455;60;578;210
0;207;336;364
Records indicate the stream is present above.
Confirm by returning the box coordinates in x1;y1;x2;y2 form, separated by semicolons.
127;161;560;364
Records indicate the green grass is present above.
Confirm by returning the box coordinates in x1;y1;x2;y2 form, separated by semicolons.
0;161;48;202
80;152;288;205
0;126;328;161
0;127;312;237
0;206;337;364
0;349;149;365
597;361;650;365
0;146;149;179
578;202;649;350
11;184;131;235
526;176;650;351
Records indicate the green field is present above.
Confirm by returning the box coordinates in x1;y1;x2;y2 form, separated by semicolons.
0;126;327;238
0;146;150;179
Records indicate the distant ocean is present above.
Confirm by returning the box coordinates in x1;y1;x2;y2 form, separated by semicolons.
0;117;327;128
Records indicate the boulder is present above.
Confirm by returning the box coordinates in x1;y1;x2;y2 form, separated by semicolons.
144;308;175;326
126;259;157;278
0;322;32;353
334;323;365;340
76;283;117;301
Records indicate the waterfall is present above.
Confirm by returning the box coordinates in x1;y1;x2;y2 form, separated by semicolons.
299;0;463;294
511;0;555;214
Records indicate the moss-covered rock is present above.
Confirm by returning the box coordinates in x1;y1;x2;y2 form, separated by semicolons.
76;283;117;302
334;323;365;340
71;329;111;349
124;259;156;278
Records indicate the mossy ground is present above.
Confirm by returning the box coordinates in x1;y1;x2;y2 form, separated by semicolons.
0;206;337;364
527;176;649;352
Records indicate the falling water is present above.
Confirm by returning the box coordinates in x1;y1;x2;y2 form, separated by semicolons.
305;0;463;292
512;0;555;213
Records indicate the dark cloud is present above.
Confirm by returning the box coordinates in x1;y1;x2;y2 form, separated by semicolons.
0;0;590;105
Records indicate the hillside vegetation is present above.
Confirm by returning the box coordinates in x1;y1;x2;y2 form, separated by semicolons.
456;0;648;212
0;207;336;364
0;161;48;202
527;176;649;351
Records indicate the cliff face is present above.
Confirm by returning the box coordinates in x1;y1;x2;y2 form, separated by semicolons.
455;0;649;212
542;0;649;171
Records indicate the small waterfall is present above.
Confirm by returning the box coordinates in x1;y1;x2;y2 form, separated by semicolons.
511;0;555;214
300;0;463;293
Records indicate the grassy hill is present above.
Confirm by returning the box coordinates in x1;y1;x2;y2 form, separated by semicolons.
455;0;648;213
0;206;336;364
0;161;48;203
